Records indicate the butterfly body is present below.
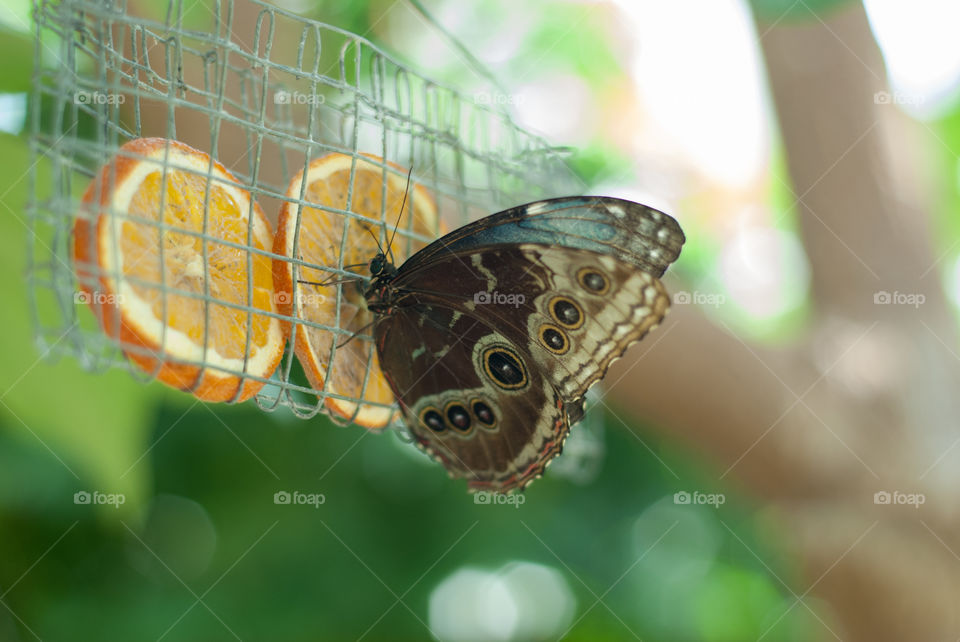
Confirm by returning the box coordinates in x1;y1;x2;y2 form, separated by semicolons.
364;196;684;492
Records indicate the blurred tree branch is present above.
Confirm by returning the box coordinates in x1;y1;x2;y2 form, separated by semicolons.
609;3;960;640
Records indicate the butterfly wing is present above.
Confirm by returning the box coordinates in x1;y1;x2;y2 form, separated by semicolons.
372;197;684;491
393;245;672;403
399;196;684;277
375;302;571;491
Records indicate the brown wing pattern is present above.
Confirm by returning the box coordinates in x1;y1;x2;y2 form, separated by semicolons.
375;302;570;491
390;246;670;401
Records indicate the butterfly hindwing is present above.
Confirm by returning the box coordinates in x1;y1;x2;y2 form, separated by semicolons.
374;302;570;491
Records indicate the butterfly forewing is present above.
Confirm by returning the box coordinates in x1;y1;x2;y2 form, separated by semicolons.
399;196;684;278
392;245;671;402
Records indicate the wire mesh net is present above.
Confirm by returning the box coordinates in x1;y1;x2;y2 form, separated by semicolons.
27;0;576;424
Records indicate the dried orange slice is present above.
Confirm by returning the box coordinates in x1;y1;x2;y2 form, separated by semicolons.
73;137;287;402
273;153;440;428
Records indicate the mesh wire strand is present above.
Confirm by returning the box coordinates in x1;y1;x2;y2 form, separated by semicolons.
27;0;576;423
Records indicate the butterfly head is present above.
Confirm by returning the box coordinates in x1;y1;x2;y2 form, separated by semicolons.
368;252;398;279
364;252;400;315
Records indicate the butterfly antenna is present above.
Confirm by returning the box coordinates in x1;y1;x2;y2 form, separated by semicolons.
362;224;385;256
385;166;414;265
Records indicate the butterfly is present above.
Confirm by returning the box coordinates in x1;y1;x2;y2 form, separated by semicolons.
363;196;684;492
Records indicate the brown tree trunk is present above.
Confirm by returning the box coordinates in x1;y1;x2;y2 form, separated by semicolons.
609;3;960;640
